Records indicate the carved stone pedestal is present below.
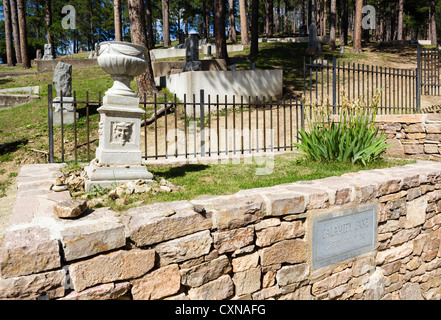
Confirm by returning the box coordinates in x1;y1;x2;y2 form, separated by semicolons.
84;41;154;191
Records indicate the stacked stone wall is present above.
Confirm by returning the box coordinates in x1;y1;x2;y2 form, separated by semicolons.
1;160;441;300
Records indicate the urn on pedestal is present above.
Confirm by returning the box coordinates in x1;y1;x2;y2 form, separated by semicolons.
84;41;153;191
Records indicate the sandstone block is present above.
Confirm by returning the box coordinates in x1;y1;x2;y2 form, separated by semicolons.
276;263;309;286
180;255;231;288
259;239;307;266
399;282;423;300
404;144;424;154
188;275;234;300
131;264;180;300
53;199;87;219
262;192;306;216
213;226;254;254
232;251;260;272
425;144;440;154
0;227;61;278
194;194;266;230
154;230;212;266
0;269;66;300
233;267;261;296
60;282;130;300
126;201;212;246
406;196;427;228
69;249;155;292
256;221;305;247
60;220;126;261
376;242;413;265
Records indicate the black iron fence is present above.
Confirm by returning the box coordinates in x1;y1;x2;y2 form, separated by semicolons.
418;44;441;96
47;85;304;163
303;56;420;114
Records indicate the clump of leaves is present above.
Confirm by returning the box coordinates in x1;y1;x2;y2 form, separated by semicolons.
294;91;392;165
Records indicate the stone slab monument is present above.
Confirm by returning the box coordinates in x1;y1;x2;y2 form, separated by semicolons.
52;62;77;125
84;41;153;191
42;43;54;60
183;32;202;72
306;23;318;55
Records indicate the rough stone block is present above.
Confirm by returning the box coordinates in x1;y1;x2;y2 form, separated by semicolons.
69;249;155;292
213;226;254;254
60;220;126;261
404;144;424;154
126;201;212;246
60;282;130;300
261;192;306;216
276;263;309;287
256;221;305;247
259;239;307;266
0;269;66;300
53;199;87;219
232;252;260;272
406;196;428;228
154;230;212;266
180;255;231;288
233;267;261;296
131;264;180;300
193;194;266;231
0;227;61;278
188;275;234;300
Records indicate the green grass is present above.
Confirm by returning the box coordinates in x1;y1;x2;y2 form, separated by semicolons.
77;153;413;211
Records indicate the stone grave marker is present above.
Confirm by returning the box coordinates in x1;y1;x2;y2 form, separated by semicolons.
52;62;77;125
42;43;54;60
183;32;202;72
306;23;318;55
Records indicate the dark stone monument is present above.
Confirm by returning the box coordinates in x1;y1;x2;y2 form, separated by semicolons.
299;24;308;37
183;32;202;72
306;23;318;55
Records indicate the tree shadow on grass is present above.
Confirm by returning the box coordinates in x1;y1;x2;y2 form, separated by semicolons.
152;164;210;179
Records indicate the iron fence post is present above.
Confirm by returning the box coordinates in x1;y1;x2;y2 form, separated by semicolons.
47;84;54;163
416;44;421;112
200;90;205;157
332;56;337;114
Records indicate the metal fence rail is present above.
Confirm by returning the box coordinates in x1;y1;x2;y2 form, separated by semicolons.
48;85;304;163
418;44;441;96
303;57;420;114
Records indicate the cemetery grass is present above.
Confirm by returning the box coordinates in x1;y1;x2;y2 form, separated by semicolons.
70;153;413;212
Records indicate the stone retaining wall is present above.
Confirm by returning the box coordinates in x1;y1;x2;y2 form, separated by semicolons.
377;114;441;161
36;59;98;73
1;160;441;300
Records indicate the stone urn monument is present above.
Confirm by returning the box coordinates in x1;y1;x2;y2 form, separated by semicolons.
84;41;153;191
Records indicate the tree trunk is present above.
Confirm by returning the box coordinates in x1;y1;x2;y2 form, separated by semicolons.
127;0;158;97
397;0;403;40
238;0;249;44
214;0;228;59
250;0;259;56
146;0;155;48
352;0;363;54
330;0;336;49
2;0;15;66
16;0;29;68
340;0;348;45
10;0;21;64
267;0;274;36
430;0;437;45
228;0;237;43
114;0;122;41
162;0;170;47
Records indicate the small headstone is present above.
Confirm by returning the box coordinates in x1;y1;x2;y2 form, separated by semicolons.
306;23;318;55
299;24;308;37
88;52;94;59
231;64;236;71
42;43;53;60
53;62;72;98
340;46;344;53
53;199;87;219
183;32;202;72
36;49;42;60
207;45;212;56
178;29;185;45
250;63;255;70
52;62;77;124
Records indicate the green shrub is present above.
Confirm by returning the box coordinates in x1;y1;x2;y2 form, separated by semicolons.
294;92;392;165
